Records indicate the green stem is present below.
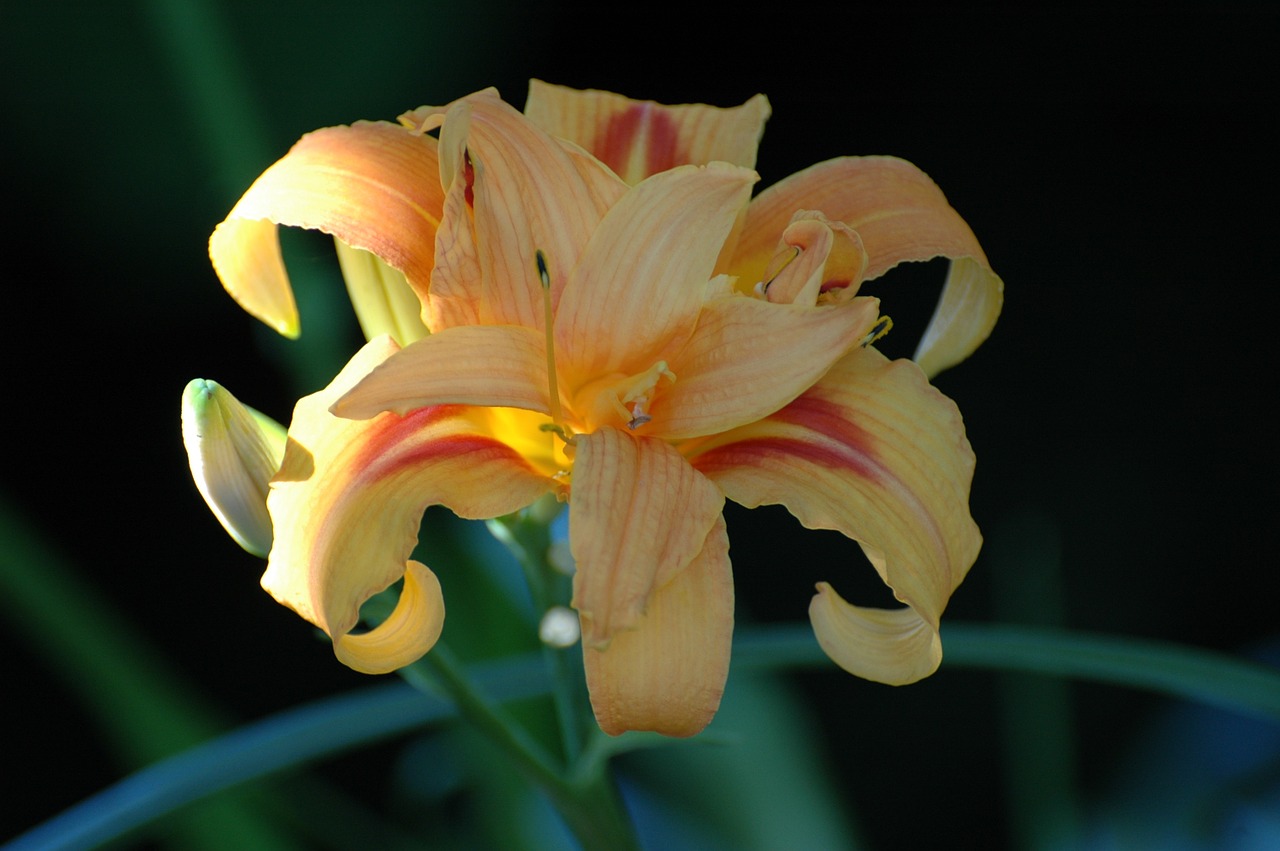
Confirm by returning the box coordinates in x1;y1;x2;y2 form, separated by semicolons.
402;644;639;851
487;505;585;763
402;645;564;791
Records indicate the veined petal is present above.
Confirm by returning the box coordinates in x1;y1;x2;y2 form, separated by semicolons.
181;379;286;557
334;238;430;345
209;122;444;337
424;170;483;331
646;295;879;440
333;326;550;419
731;156;1003;376
569;427;724;648
583;517;732;737
524;80;771;185
264;337;553;673
434;91;627;329
555;163;757;384
688;346;980;685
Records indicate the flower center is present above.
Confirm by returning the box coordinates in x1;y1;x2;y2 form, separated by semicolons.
571;360;676;432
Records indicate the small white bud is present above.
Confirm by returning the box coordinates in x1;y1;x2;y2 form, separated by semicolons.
539;606;580;648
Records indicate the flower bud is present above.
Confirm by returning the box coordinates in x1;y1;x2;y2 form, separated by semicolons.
181;379;286;557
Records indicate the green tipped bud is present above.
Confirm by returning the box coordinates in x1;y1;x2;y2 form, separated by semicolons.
334;238;430;346
181;379;287;557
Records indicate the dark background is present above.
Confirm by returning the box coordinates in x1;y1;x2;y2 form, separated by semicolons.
3;2;1277;848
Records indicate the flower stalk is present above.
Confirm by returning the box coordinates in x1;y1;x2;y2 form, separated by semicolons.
403;641;638;850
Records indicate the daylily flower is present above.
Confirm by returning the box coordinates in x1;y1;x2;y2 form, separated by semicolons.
195;82;1002;736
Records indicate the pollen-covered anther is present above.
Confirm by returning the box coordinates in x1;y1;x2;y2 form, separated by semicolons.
860;315;894;348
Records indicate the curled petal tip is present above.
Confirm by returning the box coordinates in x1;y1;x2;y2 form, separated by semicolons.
809;582;942;685
334;561;445;674
181;379;286;557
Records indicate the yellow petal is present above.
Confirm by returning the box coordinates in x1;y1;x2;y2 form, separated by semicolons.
209;122;444;337
524;80;771;184
731;156;1003;376
689;346;980;684
263;337;553;673
583;517;732;737
569;427;724;647
555;163;756;386
334;238;430;345
645;294;879;440
331;325;550;419
809;582;941;684
334;560;445;674
433;91;627;330
181;379;286;557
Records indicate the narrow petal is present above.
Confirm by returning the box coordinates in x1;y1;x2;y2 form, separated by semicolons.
555;163;757;385
524;80;771;184
645;294;879;440
583;517;732;737
264;337;552;673
332;325;549;419
433;92;627;330
209;122;444;337
731;156;1003;376
423;170;483;331
569;427;724;647
688;346;980;685
181;379;286;557
809;582;941;684
334;238;430;345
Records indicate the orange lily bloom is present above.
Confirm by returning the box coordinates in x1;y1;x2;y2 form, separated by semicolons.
202;83;1002;736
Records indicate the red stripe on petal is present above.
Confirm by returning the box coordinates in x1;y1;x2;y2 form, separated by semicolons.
772;396;879;456
597;105;684;181
347;405;529;482
694;435;884;485
692;396;890;483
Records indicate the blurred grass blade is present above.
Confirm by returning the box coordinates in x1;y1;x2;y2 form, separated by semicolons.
0;495;294;850
9;616;1279;850
4;658;548;851
735;623;1280;722
990;512;1080;850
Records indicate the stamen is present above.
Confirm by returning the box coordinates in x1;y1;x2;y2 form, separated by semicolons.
861;315;894;348
536;249;565;429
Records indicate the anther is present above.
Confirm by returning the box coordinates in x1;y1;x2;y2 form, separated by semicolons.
627;395;652;430
861;315;894;348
